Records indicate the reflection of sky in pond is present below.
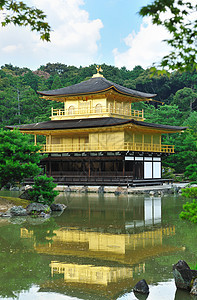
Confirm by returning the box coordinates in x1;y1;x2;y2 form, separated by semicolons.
1;286;79;300
118;280;176;300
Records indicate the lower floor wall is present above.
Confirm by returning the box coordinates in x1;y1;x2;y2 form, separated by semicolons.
41;153;162;180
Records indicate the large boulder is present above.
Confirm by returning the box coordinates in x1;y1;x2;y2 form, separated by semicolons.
26;202;51;215
50;203;66;212
173;260;197;290
10;206;27;216
133;279;149;294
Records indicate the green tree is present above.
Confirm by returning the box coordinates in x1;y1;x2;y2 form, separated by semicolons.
0;129;43;188
139;0;197;71
51;74;63;90
0;0;51;41
144;104;183;126
172;87;197;112
183;112;197;132
163;129;197;173
28;174;59;206
180;187;197;223
184;164;197;181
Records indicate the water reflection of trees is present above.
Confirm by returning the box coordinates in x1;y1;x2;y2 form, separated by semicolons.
0;224;49;298
23;217;59;244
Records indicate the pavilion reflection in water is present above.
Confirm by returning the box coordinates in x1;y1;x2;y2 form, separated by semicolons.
50;261;145;286
20;197;181;299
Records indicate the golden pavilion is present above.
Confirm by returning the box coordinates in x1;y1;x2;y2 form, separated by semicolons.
7;68;186;186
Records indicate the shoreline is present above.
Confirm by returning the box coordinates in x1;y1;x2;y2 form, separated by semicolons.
54;182;190;194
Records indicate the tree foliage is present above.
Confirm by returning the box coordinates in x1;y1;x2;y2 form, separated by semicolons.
27;174;59;206
0;129;43;188
139;0;197;72
180;187;197;223
0;0;51;41
0;62;196;175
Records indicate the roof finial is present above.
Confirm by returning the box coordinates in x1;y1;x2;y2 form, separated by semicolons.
92;65;104;78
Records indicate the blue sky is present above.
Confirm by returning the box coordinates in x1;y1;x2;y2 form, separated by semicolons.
84;0;150;64
0;0;170;70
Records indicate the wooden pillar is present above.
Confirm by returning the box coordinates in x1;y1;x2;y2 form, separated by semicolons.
49;134;52;152
123;159;125;176
88;160;91;177
60;159;63;175
142;134;144;151
133;133;135;150
99;159;101;176
160;135;162;152
49;159;52;177
151;135;153;151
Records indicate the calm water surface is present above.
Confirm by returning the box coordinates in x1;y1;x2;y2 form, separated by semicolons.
0;191;196;300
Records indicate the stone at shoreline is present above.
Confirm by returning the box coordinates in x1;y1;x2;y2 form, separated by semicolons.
26;202;51;215
19;189;34;200
133;279;149;294
173;260;197;290
191;278;197;296
10;186;20;191
10;206;27;216
0;209;11;217
50;203;66;211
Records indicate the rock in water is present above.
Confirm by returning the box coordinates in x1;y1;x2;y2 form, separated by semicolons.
133;279;149;294
50;203;66;211
173;260;197;290
191;278;197;296
10;206;27;216
26;203;51;215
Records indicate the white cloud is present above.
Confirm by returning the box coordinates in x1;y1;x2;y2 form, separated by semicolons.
2;44;23;54
113;16;172;70
0;0;103;69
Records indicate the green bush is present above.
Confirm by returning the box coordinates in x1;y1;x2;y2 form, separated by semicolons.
179;199;197;223
162;167;176;180
181;187;197;199
184;164;197;181
28;175;59;206
179;187;197;223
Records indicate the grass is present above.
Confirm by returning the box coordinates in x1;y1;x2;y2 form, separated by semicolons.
0;196;30;209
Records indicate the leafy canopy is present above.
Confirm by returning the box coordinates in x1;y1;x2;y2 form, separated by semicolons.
0;0;51;41
139;0;197;72
27;174;59;206
180;187;197;223
0;129;43;188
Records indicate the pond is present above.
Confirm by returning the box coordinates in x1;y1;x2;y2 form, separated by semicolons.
0;191;196;300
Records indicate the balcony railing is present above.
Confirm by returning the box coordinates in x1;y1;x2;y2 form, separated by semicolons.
42;142;174;153
51;107;144;120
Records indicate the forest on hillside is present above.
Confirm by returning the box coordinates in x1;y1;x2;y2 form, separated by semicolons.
0;63;196;177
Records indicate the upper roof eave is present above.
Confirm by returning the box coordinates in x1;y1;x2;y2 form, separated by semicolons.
37;77;156;99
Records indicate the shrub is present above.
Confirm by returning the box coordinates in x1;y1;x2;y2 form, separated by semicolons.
162;167;176;180
179;187;197;223
179;199;197;223
28;175;59;206
181;187;197;199
184;164;197;181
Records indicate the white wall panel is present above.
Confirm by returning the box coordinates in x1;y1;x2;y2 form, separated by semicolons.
153;162;161;178
144;162;152;179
